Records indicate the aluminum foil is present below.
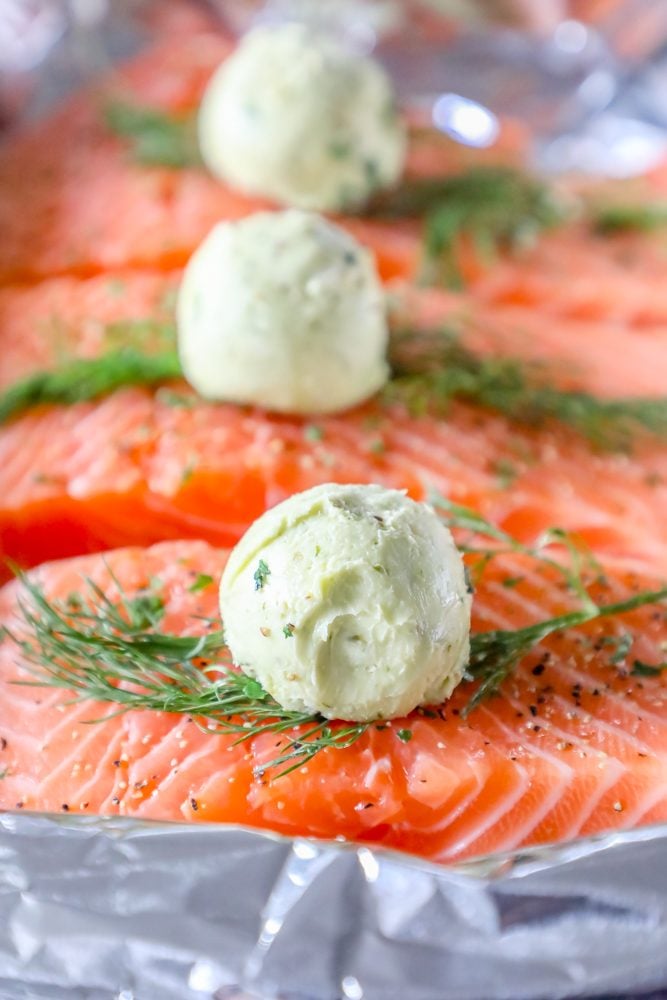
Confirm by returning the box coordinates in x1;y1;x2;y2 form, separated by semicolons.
2;813;667;999
2;4;667;998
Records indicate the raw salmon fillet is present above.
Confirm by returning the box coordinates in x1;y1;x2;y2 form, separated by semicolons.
3;383;667;573
2;267;667;574
1;539;665;865
2;14;666;304
1;28;666;584
471;223;667;326
0;28;533;287
1;16;667;869
4;61;666;320
4;269;667;397
0;33;262;284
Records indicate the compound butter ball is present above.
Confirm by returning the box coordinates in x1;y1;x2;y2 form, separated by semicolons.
219;483;472;722
177;210;389;414
198;23;406;211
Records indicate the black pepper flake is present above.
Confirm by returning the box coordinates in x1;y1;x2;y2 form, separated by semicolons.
532;664;546;677
0;737;6;751
452;708;460;717
363;802;374;809
61;804;70;812
111;796;120;805
190;797;199;812
113;759;121;767
529;705;538;717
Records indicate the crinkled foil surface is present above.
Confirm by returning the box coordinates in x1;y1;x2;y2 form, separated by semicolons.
2;3;667;998
1;814;667;999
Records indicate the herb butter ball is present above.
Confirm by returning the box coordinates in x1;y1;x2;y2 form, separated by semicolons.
177;210;389;414
219;483;472;722
198;23;406;211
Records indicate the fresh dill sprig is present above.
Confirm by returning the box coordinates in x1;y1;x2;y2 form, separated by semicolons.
6;502;667;775
6;572;367;779
465;589;667;714
387;327;667;451
593;203;667;234
0;349;182;425
253;560;271;591
430;494;599;600
631;660;667;677
6;319;666;450
104;101;201;169
430;494;667;713
365;167;568;288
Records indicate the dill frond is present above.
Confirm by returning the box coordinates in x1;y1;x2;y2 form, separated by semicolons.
430;495;667;713
365;167;569;287
593;203;667;234
104;101;201;168
0;349;181;424
387;327;667;451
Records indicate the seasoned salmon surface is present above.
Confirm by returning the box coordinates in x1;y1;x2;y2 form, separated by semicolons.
1;24;667;865
1;541;665;864
2;269;667;574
